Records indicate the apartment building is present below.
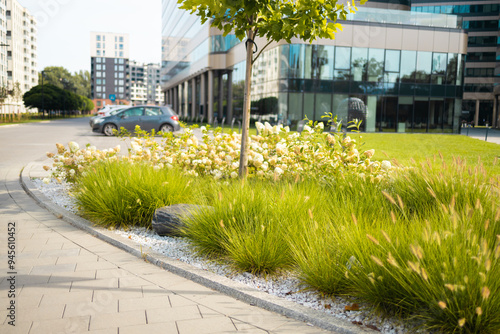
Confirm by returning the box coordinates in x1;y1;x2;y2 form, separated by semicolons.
161;0;468;133
90;32;130;110
3;0;37;113
412;0;499;127
130;60;163;105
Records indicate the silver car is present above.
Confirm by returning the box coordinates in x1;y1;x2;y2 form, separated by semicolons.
92;105;181;136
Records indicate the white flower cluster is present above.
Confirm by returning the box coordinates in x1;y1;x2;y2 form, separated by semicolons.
45;123;394;182
44;141;120;183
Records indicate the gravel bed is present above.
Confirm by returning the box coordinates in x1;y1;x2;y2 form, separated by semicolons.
33;178;426;334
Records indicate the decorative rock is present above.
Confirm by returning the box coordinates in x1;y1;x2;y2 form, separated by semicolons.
152;204;212;236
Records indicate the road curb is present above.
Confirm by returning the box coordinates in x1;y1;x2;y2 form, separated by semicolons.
20;162;375;334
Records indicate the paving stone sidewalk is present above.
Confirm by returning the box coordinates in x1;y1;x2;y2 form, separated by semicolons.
0;164;336;334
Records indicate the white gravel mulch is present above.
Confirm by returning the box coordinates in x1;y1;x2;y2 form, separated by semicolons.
33;178;425;334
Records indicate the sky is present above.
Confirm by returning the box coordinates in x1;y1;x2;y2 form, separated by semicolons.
19;0;162;74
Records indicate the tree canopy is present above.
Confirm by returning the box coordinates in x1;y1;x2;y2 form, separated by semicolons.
178;0;366;177
39;66;91;98
23;84;93;113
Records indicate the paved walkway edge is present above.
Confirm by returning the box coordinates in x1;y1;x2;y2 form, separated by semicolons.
20;162;374;334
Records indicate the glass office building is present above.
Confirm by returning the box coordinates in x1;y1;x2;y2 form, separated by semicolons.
412;1;499;127
162;0;468;133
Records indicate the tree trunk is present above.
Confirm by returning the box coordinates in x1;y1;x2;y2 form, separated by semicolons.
238;29;254;178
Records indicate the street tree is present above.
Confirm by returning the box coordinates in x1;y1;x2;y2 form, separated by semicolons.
178;0;366;177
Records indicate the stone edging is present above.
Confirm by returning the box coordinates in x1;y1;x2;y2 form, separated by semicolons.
20;162;375;334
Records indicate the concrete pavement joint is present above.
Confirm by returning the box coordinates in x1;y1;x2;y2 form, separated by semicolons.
20;162;375;334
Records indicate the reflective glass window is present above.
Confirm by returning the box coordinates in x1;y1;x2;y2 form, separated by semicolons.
334;47;350;69
334;47;351;81
456;54;464;85
288;93;303;121
304;93;314;120
443;98;454;132
351;47;368;81
289;44;304;79
385;50;400;73
303;45;314;79
429;98;444;132
279;45;290;79
397;97;413;132
416;51;432;83
384;50;400;83
431;53;447;84
414;97;429;132
315;93;332;119
445;53;458;84
367;48;384;82
332;94;349;123
313;45;334;80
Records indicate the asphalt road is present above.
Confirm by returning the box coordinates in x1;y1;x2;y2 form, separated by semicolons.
0;118;125;171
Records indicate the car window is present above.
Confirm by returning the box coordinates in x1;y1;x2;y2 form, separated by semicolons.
109;108;125;115
144;107;162;116
122;107;144;117
162;106;176;115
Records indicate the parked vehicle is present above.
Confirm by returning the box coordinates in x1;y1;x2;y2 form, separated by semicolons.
97;105;127;117
92;105;180;136
89;107;127;128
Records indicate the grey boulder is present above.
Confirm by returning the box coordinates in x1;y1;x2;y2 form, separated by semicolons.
152;204;211;236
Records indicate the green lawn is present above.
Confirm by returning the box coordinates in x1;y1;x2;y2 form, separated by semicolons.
350;133;500;175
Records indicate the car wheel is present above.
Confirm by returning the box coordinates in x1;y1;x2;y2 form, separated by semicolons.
160;124;174;133
103;123;117;136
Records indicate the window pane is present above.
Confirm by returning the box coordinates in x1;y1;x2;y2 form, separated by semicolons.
432;53;447;74
400;50;417;83
414;97;429;132
385;50;400;73
315;93;331;120
304;93;314;120
351;47;368;81
367;48;384;82
289;44;304;79
315;45;334;80
416;51;432;83
445;53;458;84
288;93;303;122
334;47;350;70
397;96;413;132
279;45;289;79
332;94;349;123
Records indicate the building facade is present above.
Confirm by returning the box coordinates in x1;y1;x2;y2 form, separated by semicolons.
90;32;130;111
3;0;37;114
130;61;163;105
412;0;499;127
161;0;469;133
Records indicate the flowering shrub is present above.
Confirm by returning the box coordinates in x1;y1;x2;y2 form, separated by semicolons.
45;121;395;182
43;141;121;183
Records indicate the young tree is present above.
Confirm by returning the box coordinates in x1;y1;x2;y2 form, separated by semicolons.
178;0;365;177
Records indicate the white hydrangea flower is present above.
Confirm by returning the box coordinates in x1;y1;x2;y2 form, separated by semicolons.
303;125;313;134
68;141;79;153
381;160;392;171
230;171;238;178
255;122;265;134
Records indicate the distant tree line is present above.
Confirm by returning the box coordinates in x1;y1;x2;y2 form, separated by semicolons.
23;66;93;114
23;84;94;114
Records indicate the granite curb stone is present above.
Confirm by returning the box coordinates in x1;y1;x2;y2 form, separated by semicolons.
20;161;375;334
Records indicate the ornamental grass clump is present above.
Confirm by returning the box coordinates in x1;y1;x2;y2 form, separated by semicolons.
73;160;196;229
184;180;293;275
184;178;332;275
291;158;500;333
